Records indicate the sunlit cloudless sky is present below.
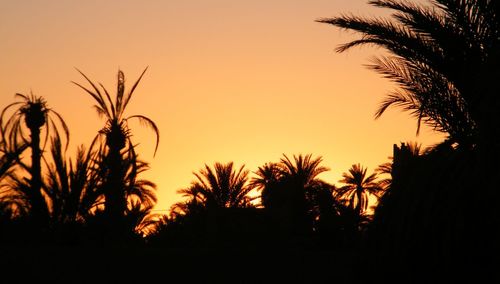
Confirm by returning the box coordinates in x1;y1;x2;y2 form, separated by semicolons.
0;0;442;212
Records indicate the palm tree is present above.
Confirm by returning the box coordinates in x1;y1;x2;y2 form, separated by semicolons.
44;135;102;225
122;150;157;207
123;200;159;238
338;164;383;217
73;68;159;224
178;162;252;209
252;154;329;235
251;162;280;190
0;93;69;222
250;162;281;208
318;3;500;275
307;180;352;240
251;155;329;210
278;154;329;189
278;154;330;219
317;0;500;148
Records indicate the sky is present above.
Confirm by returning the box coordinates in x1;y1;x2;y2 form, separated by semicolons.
0;0;443;212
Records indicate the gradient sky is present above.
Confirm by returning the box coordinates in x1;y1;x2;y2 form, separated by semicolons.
0;0;443;212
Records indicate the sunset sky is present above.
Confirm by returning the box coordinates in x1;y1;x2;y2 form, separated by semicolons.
0;0;443;212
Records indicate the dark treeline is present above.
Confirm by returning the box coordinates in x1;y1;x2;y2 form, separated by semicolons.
1;0;500;283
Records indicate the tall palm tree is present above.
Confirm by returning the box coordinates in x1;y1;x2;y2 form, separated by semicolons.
338;164;382;217
178;162;252;209
0;93;69;222
317;0;500;148
73;68;159;224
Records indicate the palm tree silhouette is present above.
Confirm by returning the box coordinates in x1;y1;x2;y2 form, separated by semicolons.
43;149;158;244
123;157;157;210
123;200;158;238
306;179;354;242
251;154;329;236
319;3;500;278
152;162;254;248
250;162;281;208
178;162;252;209
73;68;159;226
44;135;101;225
338;164;382;218
279;154;329;189
279;154;329;226
0;93;69;223
317;0;500;148
251;155;329;210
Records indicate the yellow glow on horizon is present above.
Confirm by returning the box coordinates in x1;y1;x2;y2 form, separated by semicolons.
0;0;444;212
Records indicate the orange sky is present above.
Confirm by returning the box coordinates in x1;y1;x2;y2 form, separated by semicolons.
0;0;442;212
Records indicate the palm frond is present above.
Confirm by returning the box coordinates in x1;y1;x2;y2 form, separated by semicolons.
98;82;116;119
122;67;148;113
127;115;160;156
48;110;70;150
115;70;125;118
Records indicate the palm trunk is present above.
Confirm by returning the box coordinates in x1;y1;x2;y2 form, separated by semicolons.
103;131;127;233
29;126;48;223
105;149;126;220
355;187;362;217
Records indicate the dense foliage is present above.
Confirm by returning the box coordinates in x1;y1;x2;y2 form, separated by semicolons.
1;1;499;282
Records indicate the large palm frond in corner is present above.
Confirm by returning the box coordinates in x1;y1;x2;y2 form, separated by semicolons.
318;0;500;147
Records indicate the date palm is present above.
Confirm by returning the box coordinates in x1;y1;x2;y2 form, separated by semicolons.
250;162;281;207
178;162;252;209
251;155;329;210
121;152;157;210
0;93;69;222
338;164;382;217
278;154;329;217
44;135;102;224
278;154;329;187
318;0;500;148
252;154;329;235
73;68;159;224
123;200;159;238
319;3;500;273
